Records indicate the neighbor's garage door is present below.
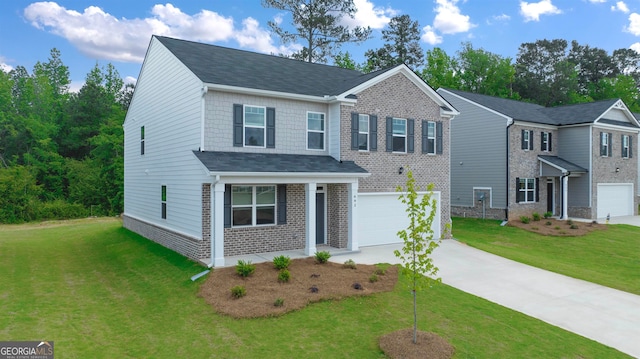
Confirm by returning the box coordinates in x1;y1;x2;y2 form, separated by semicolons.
357;192;441;247
597;184;634;218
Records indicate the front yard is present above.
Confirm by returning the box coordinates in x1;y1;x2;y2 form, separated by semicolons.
452;217;640;295
0;218;631;358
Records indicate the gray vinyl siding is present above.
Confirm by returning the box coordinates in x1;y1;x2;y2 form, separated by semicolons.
440;91;507;208
558;126;591;207
123;37;209;239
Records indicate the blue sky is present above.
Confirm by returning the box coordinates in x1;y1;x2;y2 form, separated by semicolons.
2;0;640;91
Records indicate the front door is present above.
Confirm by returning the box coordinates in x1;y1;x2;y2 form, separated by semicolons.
547;181;554;214
315;192;325;244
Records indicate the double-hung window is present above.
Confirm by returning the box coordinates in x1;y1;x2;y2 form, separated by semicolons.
600;132;612;157
425;121;436;154
358;114;369;151
622;135;632;158
232;185;276;226
541;131;552;151
521;130;533;150
392;118;407;153
161;185;167;219
244;106;266;147
517;178;535;203
307;112;325;150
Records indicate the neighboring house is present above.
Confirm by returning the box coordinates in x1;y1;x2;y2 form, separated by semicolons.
438;88;639;221
123;36;457;266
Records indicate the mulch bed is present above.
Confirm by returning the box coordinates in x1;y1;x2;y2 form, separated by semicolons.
379;328;455;359
507;218;606;236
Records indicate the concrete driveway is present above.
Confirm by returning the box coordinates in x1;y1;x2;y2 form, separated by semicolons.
604;215;640;226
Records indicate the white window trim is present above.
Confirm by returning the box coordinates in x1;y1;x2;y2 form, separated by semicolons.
231;185;277;227
392;117;407;153
306;111;326;151
601;133;609;157
519;178;536;203
358;114;369;152
243;105;266;148
623;134;630;158
426;121;436;155
523;130;531;151
542;132;550;152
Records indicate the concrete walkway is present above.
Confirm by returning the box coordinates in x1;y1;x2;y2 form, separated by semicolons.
331;240;640;358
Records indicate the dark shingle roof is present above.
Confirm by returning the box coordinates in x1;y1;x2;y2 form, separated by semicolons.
193;151;368;174
538;99;619;125
155;36;379;97
539;155;588;173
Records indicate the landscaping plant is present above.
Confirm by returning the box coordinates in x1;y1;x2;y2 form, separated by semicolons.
314;251;331;263
272;255;291;270
236;260;256;278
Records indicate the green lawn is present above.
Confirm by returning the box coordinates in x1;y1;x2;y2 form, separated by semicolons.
0;218;630;358
452;217;640;295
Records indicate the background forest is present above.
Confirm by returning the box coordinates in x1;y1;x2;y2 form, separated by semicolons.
2;27;640;223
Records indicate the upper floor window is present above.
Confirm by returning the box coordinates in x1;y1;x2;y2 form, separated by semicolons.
161;185;167;219
392;118;407;153
516;178;536;203
307;112;325;150
541;131;552;152
232;185;276;227
358;114;370;151
521;130;533;150
425;121;436;154
244;105;266;147
233;104;275;148
351;113;377;151
600;132;612;157
140;126;145;155
622;134;633;158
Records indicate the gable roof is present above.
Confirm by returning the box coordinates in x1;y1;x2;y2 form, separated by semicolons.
155;36;386;98
439;88;639;128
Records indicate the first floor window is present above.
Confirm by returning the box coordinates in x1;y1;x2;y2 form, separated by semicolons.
307;112;325;150
358;114;369;151
232;185;276;226
392;118;406;153
622;134;631;158
244;105;266;147
161;185;167;219
518;178;535;203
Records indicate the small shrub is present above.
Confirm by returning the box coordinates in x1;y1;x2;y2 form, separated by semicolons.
369;274;379;283
343;259;357;269
531;226;538;230
374;267;386;276
274;298;284;307
558;230;567;235
277;269;290;283
570;224;579;229
545;221;552;226
231;285;246;299
554;226;561;230
236;260;255;278
315;251;331;264
520;216;530;224
272;255;291;270
567;219;574;226
532;212;541;221
543;211;553;219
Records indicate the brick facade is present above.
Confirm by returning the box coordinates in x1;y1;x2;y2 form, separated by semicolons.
327;183;349;248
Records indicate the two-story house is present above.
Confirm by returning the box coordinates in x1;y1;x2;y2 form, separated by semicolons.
438;88;639;221
123;36;457;267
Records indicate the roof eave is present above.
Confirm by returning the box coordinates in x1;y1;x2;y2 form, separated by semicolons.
204;83;334;103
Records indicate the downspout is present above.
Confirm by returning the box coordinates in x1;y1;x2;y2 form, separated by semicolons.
191;173;219;281
200;86;208;151
505;119;514;221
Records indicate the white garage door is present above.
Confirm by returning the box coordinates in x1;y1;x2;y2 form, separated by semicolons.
597;184;634;218
357;192;441;247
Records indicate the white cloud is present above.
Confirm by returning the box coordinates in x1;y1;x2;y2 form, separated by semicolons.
487;13;511;25
235;17;300;55
341;0;397;30
421;25;443;45
630;42;640;53
23;2;289;63
611;1;630;13
433;0;474;34
0;56;13;72
626;13;640;35
588;0;606;3
124;76;137;85
519;0;562;22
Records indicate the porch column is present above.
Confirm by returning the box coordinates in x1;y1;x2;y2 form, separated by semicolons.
211;182;225;267
347;181;359;251
305;183;317;256
560;174;569;220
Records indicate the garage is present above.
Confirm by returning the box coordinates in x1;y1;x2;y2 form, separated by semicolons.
357;192;441;247
597;184;634;218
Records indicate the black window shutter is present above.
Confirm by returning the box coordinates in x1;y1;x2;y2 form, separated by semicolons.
407;119;415;153
351;112;359;150
277;184;287;224
515;177;520;203
421;120;428;153
529;130;534;150
549;132;552;151
224;184;232;228
540;131;544;150
608;133;613;157
233;104;243;147
600;132;605;156
630;136;634;158
622;134;625;157
521;130;526;149
370;115;378;151
535;178;540;202
266;107;276;148
385;117;393;152
436;121;443;154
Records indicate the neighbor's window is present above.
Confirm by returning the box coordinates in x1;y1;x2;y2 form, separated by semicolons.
141;126;145;155
161;185;167;219
244;105;266;147
307;112;325;150
392;118;407;153
622;134;630;158
358;114;369;151
521;130;533;150
600;132;611;157
232;185;276;226
541;131;551;151
518;178;535;203
426;121;436;154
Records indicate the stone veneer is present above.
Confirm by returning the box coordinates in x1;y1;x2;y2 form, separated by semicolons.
339;73;452;237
